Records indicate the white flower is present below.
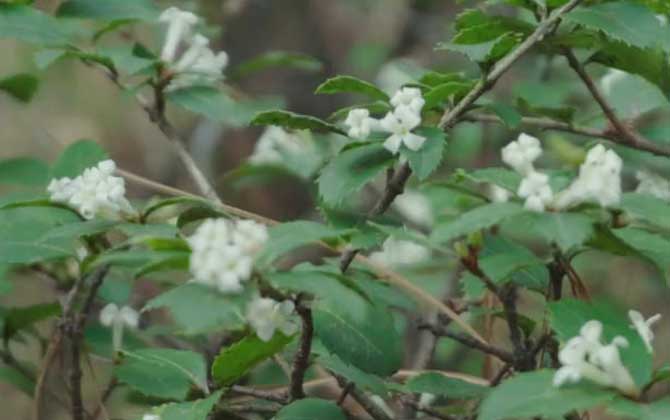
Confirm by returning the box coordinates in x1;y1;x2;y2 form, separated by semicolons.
636;171;670;202
600;69;627;96
249;126;312;165
99;303;139;353
392;190;434;228
47;159;134;220
187;218;266;293
501;133;542;176
554;145;622;209
553;319;638;396
379;108;425;154
173;33;211;72
246;297;299;342
629;310;661;353
517;171;553;212
142;414;161;420
390;87;425;115
487;184;511;203
233;219;269;255
370;237;430;268
158;7;199;63
345;108;376;139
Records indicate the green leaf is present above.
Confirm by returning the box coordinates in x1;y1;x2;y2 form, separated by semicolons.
516;97;576;123
115;348;208;400
549;299;653;387
328;101;391;122
257;221;350;265
154;391;223;420
404;372;488;399
611;228;670;282
211;333;294;386
235;51;322;76
86;249;189;275
318;142;395;206
479;236;549;290
276;398;347;420
0;157;49;186
51;139;108;179
251;110;345;134
423;81;473;110
167;86;282;128
620;193;670;231
315;75;389;101
478;370;615;420
0;4;76;45
40;219;118;241
314;346;388;396
457;167;521;192
400;127;446;180
607;397;670;420
504;212;595;251
3;302;61;340
0;366;34;396
431;202;524;244
142;196;216;221
438;32;522;64
56;0;159;21
98;45;156;75
0;73;38;102
144;283;247;335
565;2;668;51
485;102;522;128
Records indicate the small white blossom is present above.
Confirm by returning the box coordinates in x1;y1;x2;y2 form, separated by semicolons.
47;159;134;220
636;171;670;201
370;237;430;268
393;190;434;228
158;7;199;63
143;414;161;420
99;303;139;353
600;69;627;96
629;310;661;353
554;145;622;209
246;297;299;342
379;107;425;154
390;87;425;115
553;319;638;396
517;171;553;212
345;108;376;139
487;184;511;203
249;126;312;165
187;218;267;293
501;133;542;176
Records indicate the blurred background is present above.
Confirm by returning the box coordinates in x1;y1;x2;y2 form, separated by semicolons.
1;0;670;419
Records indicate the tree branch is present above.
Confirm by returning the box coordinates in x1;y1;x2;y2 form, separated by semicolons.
419;324;514;363
333;374;393;420
289;302;313;401
563;49;670;158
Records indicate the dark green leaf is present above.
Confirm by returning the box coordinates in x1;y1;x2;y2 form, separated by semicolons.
4;302;61;340
235;51;322;76
115;348;208;400
257;221;350;265
0;4;76;45
315;75;389;102
0;157;49;186
423;82;473;110
620;193;670;231
431;202;525;244
607;397;670;420
318;142;395;206
57;0;159;21
276;398;347;420
404;372;488;399
611;227;670;282
251;110;345;134
211;333;294;386
0;365;34;396
51;139;108;179
400;127;446;180
0;73;38;102
154;391;223;420
504;212;595;251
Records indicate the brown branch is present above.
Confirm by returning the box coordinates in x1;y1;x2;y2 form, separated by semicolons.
401;397;459;420
230;385;288;404
462;113;670;158
419;324;514;363
289;302;313;401
563;49;670;158
333;374;393;420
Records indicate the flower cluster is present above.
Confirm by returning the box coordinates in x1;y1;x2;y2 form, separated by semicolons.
344;87;426;154
553;320;637;396
554;144;622;209
246;297;299;342
99;303;139;353
635;170;670;201
158;7;229;90
47;159;134;220
187;218;268;293
370;237;430;268
249;126;313;166
501;134;623;212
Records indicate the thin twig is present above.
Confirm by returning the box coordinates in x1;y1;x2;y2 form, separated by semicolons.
230;385;288;404
333;374;393;420
289;302;313;401
419;324;514;363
